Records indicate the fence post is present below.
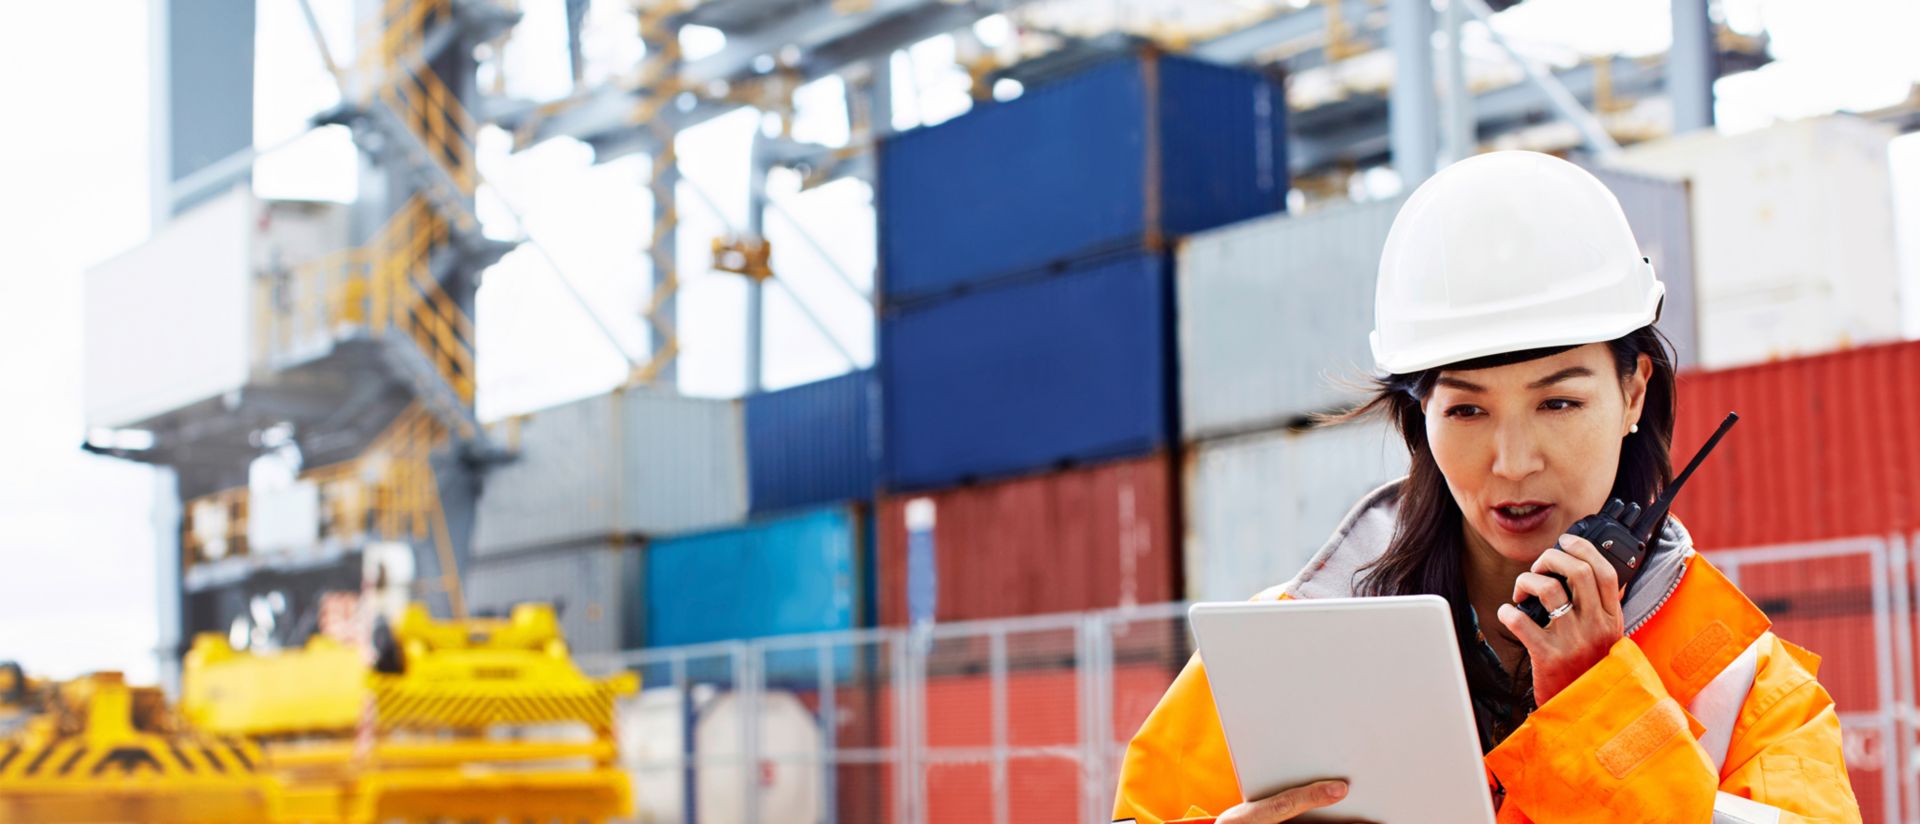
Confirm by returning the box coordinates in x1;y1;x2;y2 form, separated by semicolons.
1891;535;1918;824
1870;542;1901;822
740;641;763;824
1079;611;1116;824
990;627;1010;824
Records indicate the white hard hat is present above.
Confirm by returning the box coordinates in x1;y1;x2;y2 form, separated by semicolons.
1369;151;1665;374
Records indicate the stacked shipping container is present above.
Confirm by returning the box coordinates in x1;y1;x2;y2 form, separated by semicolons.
471;387;748;554
641;506;870;649
466;543;634;656
468;372;884;653
1673;339;1920;549
1612;116;1902;368
876;455;1178;625
875;50;1287;622
1174;167;1701;600
744;370;880;515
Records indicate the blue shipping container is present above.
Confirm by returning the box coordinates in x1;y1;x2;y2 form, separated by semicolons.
878;51;1287;305
880;251;1174;490
642;507;867;649
745;370;880;515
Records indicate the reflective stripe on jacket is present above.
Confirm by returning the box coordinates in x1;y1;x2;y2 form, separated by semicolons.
1113;481;1861;824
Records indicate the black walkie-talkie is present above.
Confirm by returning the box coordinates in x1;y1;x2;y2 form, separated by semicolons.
1516;413;1740;627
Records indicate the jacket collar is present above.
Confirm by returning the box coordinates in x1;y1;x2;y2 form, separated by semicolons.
1268;479;1770;705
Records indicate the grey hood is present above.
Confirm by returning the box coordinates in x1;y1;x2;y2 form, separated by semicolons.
1266;479;1695;635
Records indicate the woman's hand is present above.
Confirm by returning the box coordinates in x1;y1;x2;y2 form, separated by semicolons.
1497;533;1626;704
1215;780;1350;823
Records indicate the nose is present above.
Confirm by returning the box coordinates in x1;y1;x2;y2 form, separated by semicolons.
1489;416;1546;482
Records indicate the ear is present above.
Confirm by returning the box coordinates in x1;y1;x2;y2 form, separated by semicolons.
1623;352;1652;435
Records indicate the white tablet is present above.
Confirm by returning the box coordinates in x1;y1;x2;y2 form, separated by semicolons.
1189;596;1497;823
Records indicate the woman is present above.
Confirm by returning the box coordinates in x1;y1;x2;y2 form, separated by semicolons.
1113;152;1860;823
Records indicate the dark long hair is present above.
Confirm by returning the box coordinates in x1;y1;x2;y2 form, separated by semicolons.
1336;326;1678;739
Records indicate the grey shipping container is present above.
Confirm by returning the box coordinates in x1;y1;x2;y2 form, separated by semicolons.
465;542;638;657
473;387;748;555
1183;418;1408;602
1176;168;1698;441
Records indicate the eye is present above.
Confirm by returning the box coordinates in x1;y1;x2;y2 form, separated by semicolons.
1443;405;1484;419
1542;398;1584;412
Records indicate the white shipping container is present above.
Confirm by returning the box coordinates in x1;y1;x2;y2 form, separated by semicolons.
464;543;634;656
84;186;351;428
1178;168;1698;440
1178;196;1402;441
85;187;253;429
247;480;321;554
1183;418;1408;602
472;388;748;554
1612;116;1901;367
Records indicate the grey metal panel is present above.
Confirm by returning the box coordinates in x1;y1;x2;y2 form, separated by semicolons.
473;389;748;556
1589;166;1702;370
465;544;634;656
1177;196;1403;441
1183;419;1409;603
164;0;254;199
473;393;620;555
617;388;750;536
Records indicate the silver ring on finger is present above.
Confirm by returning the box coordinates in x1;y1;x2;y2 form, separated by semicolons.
1545;602;1575;625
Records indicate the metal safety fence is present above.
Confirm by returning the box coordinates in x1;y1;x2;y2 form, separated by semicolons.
586;537;1920;824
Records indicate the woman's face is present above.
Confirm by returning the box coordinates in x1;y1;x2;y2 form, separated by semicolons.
1423;343;1651;567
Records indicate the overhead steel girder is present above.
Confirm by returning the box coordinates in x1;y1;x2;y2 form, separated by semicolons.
1289;54;1697;173
489;0;1037;161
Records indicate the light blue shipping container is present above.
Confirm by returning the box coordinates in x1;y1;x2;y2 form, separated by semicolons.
745;370;880;515
641;507;869;653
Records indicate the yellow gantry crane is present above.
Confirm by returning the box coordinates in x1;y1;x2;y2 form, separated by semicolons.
183;602;638;824
0;672;276;824
0;603;635;823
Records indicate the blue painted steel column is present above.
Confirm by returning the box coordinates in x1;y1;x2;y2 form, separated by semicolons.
906;499;937;626
1389;0;1439;187
1669;0;1716;134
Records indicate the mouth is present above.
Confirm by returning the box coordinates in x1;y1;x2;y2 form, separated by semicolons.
1490;501;1555;535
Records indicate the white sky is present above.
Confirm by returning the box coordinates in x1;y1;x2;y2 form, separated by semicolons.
0;0;1916;681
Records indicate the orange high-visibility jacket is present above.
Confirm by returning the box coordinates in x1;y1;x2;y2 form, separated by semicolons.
1115;482;1861;824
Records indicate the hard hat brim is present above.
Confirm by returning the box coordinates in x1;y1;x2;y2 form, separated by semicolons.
1370;279;1665;375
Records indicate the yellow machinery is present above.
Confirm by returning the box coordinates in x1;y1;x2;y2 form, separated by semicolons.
183;602;639;823
0;671;277;823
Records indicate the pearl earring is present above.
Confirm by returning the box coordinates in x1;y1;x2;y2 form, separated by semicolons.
1629;423;1640;434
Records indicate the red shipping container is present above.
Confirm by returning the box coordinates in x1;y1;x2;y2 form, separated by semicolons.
877;454;1179;625
1673;340;1920;549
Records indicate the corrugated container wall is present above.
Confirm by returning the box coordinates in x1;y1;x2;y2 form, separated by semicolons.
876;454;1177;625
882;252;1174;490
473;388;747;555
1589;165;1702;370
1672;340;1920;549
745;369;880;515
878;52;1286;305
1177;196;1403;440
465;544;635;657
642;506;868;647
1612;116;1901;368
1176;168;1698;439
1183;420;1409;601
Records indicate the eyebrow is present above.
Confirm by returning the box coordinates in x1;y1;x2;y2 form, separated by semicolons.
1434;366;1596;393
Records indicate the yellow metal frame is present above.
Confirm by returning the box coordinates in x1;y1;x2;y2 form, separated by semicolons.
0;674;278;824
174;604;638;823
179;403;462;615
